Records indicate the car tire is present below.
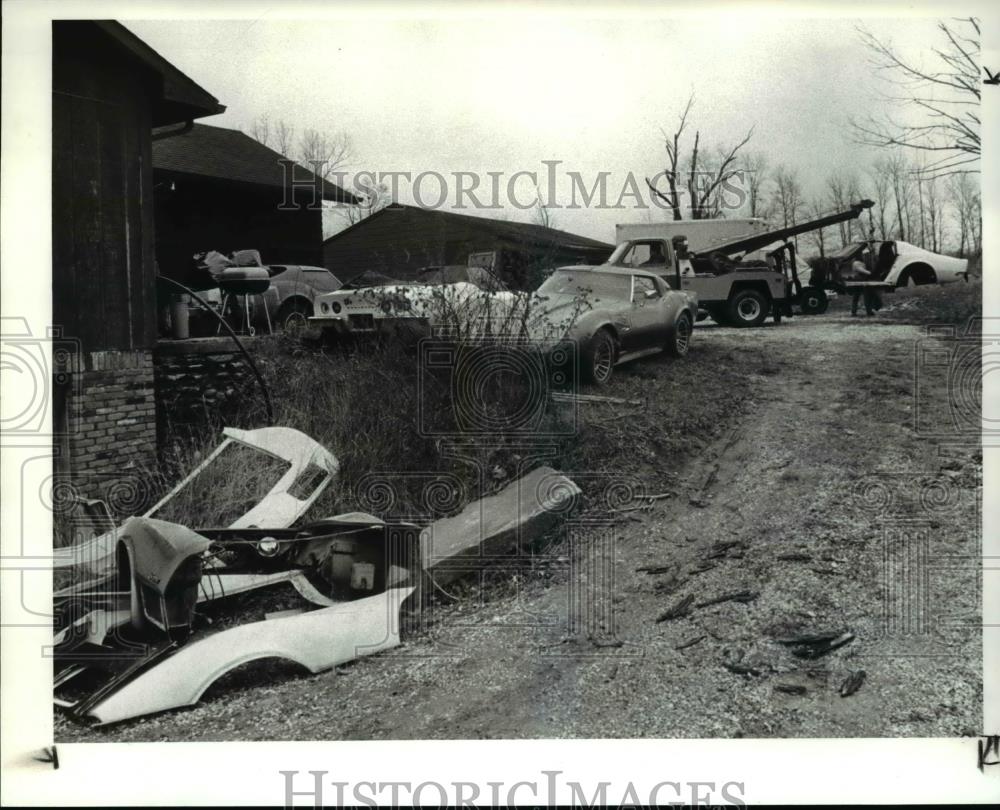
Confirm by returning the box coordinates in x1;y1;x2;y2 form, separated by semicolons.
727;289;769;328
799;287;827;315
666;312;693;357
582;328;616;387
277;300;312;332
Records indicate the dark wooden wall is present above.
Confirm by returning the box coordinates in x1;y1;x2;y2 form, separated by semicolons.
52;26;157;352
153;177;325;277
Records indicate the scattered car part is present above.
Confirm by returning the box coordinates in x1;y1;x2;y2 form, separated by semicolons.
79;587;414;725
421;465;581;584
54;426;339;584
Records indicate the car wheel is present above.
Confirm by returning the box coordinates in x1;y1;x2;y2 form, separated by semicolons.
799;287;827;315
727;289;769;328
667;311;693;357
582;328;616;386
278;300;312;333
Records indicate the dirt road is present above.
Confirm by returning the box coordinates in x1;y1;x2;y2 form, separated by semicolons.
61;311;982;741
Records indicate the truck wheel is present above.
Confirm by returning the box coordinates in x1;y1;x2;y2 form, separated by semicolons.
582;328;616;386
666;312;693;357
799;287;827;315
727;289;769;328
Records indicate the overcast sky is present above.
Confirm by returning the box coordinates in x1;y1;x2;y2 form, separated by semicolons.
126;13;958;243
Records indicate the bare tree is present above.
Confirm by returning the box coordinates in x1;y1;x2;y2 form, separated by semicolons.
769;165;805;249
298;129;353;181
738;151;770;218
851;18;981;177
884;151;912;241
249;113;272;148
948;172;981;256
531;188;557;230
923;170;943;253
826;172;865;246
866;158;893;240
646;95;693;221
646;93;755;220
275;120;295;157
338;178;391;227
805;198;829;257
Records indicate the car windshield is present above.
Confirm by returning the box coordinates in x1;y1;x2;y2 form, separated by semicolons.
418;266;469;285
829;242;867;261
266;266;288;277
537;270;631;299
417;266;509;292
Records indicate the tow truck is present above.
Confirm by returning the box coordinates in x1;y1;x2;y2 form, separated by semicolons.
607;201;875;326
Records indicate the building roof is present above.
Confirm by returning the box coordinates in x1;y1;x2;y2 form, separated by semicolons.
324;203;613;252
92;21;226;125
152;123;358;203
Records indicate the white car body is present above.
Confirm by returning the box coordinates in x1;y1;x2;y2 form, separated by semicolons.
814;240;969;288
311;268;520;336
879;241;969;286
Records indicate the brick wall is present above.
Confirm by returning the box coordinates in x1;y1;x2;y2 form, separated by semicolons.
153;337;255;446
57;349;158;501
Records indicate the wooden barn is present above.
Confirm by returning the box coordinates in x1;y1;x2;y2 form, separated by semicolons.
52;20;224;492
152;124;358;275
322;203;614;289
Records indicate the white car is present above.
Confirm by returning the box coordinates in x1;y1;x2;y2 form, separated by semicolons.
822;240;969;287
310;265;518;338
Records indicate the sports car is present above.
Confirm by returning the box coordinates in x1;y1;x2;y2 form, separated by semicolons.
524;265;698;385
310;264;516;338
819;240;969;287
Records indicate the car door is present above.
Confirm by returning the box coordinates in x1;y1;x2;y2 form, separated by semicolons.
625;274;670;351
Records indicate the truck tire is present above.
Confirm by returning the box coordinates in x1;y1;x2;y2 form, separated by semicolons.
582;328;616;386
666;312;693;357
799;287;827;315
727;289;769;328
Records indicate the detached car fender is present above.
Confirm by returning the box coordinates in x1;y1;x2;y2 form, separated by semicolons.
85;586;414;725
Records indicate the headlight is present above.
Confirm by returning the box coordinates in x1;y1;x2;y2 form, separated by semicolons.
257;537;280;556
331;302;342;314
320;302;329;313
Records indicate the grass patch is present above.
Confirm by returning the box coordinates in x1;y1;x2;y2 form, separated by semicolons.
113;328;774;530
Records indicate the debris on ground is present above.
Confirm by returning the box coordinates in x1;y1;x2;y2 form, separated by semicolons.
839;670;867;697
656;594;695;623
776;630;856;659
696;590;759;608
53;429;581;726
674;635;705;651
774;684;808;695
